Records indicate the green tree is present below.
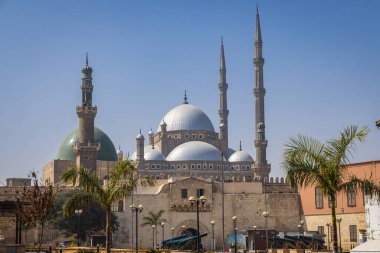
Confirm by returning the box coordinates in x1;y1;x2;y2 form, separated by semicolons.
49;189;119;243
282;125;380;253
61;160;154;253
142;209;167;246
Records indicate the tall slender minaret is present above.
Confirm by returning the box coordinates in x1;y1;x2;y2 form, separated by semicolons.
253;7;270;179
218;38;229;154
73;54;100;171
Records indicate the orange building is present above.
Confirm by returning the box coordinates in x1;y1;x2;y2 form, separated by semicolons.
298;160;380;251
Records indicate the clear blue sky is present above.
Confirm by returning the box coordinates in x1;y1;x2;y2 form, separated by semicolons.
0;0;380;183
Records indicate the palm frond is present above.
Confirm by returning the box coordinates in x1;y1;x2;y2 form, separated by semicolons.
341;176;380;200
62;191;96;216
326;125;369;167
282;135;327;189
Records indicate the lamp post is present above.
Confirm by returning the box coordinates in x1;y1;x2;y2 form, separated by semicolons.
221;151;225;253
161;222;165;248
326;222;331;250
263;211;269;253
232;216;237;253
171;227;174;238
130;204;143;253
189;195;207;253
152;225;156;249
337;218;342;253
211;220;215;251
182;225;186;235
74;209;83;246
253;226;257;253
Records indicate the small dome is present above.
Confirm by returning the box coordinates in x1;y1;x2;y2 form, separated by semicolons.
136;133;144;139
57;127;117;161
228;151;254;163
157;103;215;132
130;146;166;161
167;141;222;161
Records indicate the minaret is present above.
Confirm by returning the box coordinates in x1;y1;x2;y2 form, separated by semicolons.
218;38;229;154
253;7;270;179
136;130;145;169
73;54;100;171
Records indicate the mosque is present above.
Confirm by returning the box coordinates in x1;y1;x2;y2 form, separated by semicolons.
40;9;302;251
42;7;270;186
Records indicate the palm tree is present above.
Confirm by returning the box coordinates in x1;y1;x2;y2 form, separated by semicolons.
142;209;167;247
61;159;154;253
282;125;380;253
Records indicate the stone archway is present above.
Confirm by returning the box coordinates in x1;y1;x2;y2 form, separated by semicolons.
173;219;209;238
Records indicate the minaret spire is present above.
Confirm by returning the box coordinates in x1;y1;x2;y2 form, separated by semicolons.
183;90;188;104
73;54;99;171
218;38;229;154
253;7;270;179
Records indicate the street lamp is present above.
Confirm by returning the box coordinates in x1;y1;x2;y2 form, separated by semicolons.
171;227;174;238
161;222;165;248
326;222;331;250
130;204;143;253
263;211;269;253
152;225;156;249
211;220;215;251
232;216;237;253
74;209;83;246
253;226;257;253
182;225;186;235
337;218;342;253
189;195;207;253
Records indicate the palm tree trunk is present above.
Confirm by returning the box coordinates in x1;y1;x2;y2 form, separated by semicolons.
106;208;111;253
330;194;338;253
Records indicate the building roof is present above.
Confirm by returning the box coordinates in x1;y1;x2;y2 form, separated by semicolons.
157;103;215;132
130;145;166;161
56;127;117;161
166;141;222;161
228;150;254;163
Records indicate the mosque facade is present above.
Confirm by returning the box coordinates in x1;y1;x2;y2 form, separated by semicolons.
38;9;304;251
43;8;271;186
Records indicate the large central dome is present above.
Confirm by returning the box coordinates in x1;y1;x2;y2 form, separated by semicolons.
157;103;215;132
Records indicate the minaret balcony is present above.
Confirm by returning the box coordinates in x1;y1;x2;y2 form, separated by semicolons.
73;142;100;154
76;106;97;115
253;58;265;65
254;139;268;147
253;88;266;96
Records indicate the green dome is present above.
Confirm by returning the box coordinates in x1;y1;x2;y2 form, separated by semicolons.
57;127;117;161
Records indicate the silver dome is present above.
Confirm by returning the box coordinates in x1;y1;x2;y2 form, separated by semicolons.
228;151;254;163
157;103;215;132
130;146;166;161
167;141;223;161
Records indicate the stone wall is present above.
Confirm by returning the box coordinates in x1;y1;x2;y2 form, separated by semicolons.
304;212;365;251
113;178;300;250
